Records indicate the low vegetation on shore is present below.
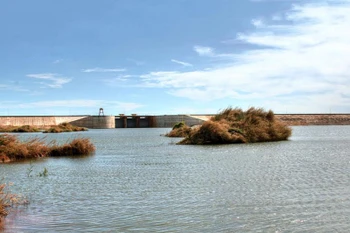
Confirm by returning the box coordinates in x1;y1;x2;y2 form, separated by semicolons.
0;123;87;134
0;134;95;163
0;125;40;133
166;107;292;145
43;123;88;133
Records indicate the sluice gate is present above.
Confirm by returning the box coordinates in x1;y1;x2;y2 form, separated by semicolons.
115;115;156;128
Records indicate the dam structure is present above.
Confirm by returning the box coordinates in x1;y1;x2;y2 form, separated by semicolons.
1;114;350;129
0;115;206;129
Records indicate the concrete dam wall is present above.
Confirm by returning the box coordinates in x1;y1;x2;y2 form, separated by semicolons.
275;114;350;125
154;115;205;128
0;116;115;129
1;114;350;129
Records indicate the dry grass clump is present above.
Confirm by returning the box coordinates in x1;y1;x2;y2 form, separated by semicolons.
166;122;192;137
0;182;28;229
180;107;292;145
0;125;40;133
50;138;96;157
43;122;87;133
0;183;9;228
0;135;49;163
0;183;15;219
0;134;95;163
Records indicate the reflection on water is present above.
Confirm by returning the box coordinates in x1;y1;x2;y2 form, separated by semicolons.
1;126;350;232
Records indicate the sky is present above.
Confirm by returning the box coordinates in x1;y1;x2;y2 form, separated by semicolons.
1;0;350;116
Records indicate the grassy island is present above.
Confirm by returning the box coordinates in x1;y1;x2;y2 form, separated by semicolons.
0;134;95;163
167;107;292;145
43;123;88;133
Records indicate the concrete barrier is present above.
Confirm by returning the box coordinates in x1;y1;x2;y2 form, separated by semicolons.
0;116;115;129
70;116;115;129
1;114;349;129
275;114;350;125
154;115;206;128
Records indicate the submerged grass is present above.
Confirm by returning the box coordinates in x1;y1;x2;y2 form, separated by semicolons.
0;134;95;163
179;107;292;145
0;182;28;229
43;122;88;133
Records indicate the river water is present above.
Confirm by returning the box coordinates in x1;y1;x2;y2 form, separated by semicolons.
1;126;350;232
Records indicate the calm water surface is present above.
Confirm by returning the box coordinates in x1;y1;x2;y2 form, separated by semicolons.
1;126;350;232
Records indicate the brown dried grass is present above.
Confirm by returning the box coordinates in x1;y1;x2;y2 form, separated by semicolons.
166;122;192;137
180;107;292;145
49;138;95;157
0;134;95;163
0;125;40;133
0;182;28;229
43;122;87;133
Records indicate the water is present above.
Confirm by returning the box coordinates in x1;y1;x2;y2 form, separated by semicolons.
1;126;350;232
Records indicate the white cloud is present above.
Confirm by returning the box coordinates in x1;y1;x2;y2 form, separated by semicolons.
0;84;29;92
193;46;215;56
0;100;144;115
251;19;264;27
171;59;193;67
137;1;350;113
53;59;62;64
82;67;126;73
27;73;71;88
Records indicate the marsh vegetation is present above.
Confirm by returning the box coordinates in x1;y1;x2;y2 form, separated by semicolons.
0;134;95;163
166;107;292;144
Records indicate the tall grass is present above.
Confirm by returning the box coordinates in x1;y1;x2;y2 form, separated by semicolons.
43;122;87;133
0;134;95;163
180;107;292;145
50;138;96;157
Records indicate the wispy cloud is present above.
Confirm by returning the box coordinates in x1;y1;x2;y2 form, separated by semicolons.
137;1;350;113
193;46;215;56
82;67;126;73
0;84;29;92
53;59;63;64
27;73;71;88
251;19;264;27
0;99;144;115
127;58;145;66
171;59;193;67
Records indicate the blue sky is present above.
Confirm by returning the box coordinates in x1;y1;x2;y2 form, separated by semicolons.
1;0;350;115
